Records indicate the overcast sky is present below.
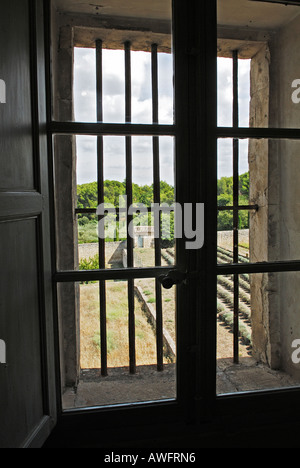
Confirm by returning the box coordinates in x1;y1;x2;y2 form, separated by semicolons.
74;49;251;186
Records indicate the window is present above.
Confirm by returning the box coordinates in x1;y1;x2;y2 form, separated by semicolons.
217;0;300;394
47;0;300;433
50;0;180;409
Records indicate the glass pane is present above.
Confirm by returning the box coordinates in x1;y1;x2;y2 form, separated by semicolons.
74;48;96;122
59;280;176;409
76;136;99;258
217;57;233;127
238;59;251;128
131;136;154;267
103;49;125;123
217;139;250;263
217;57;250;127
131;51;152;124
52;0;173;124
217;271;300;395
54;134;176;271
218;0;300;129
158;53;174;125
218;138;300;264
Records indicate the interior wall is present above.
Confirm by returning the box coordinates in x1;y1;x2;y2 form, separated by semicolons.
268;12;300;379
248;45;282;368
249;11;300;377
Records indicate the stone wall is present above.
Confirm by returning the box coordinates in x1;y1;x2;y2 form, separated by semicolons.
247;12;300;379
79;241;126;266
218;229;249;253
268;14;300;379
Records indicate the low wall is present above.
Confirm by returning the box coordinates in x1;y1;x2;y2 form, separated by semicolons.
135;285;176;362
79;241;126;265
218;229;249;252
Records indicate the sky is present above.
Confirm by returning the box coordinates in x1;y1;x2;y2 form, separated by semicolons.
74;48;251;186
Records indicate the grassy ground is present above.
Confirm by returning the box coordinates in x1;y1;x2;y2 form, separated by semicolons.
79;243;251;370
78;222;98;244
80;281;172;369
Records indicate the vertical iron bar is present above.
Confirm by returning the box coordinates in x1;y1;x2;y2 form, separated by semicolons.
232;50;239;364
125;41;136;374
152;44;164;371
96;39;108;376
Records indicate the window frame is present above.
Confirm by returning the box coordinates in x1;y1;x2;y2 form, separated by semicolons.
45;0;300;444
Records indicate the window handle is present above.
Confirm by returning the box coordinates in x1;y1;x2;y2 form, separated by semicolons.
158;270;187;289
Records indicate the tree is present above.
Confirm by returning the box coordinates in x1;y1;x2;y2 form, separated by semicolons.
217;172;249;231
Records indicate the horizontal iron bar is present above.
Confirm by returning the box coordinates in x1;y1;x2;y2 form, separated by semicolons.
217;127;300;140
75;208;98;214
54;266;175;283
77;205;258;215
75;206;176;214
55;261;300;282
218;204;259;211
50;121;176;137
216;260;300;275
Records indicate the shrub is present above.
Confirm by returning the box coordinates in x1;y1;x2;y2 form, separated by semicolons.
79;254;99;271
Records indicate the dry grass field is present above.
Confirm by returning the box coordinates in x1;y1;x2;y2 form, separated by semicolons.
79;281;173;369
79;243;251;371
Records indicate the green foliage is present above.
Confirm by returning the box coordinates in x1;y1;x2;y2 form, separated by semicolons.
76;172;250;238
77;179;175;241
77;180;174;211
78;222;99;244
79;254;99;271
217;172;250;231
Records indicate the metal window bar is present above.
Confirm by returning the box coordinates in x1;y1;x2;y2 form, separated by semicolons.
124;41;136;375
152;44;164;371
96;39;108;376
76;206;176;214
217;205;258;212
232;50;240;364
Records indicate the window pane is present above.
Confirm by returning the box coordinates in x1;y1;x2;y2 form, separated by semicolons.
217;57;233;127
217;271;300;395
218;138;300;265
59;280;176;409
217;139;250;263
74;48;96;122
54;135;176;271
103;49;125;123
52;0;173;124
218;0;300;129
131;51;152;124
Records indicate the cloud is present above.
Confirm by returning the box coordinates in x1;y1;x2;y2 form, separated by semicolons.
76;135;97;184
74;48;250;185
218;57;233;127
74;48;96;122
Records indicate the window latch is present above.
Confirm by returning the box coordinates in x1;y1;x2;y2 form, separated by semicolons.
159;270;201;289
158;270;187;289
